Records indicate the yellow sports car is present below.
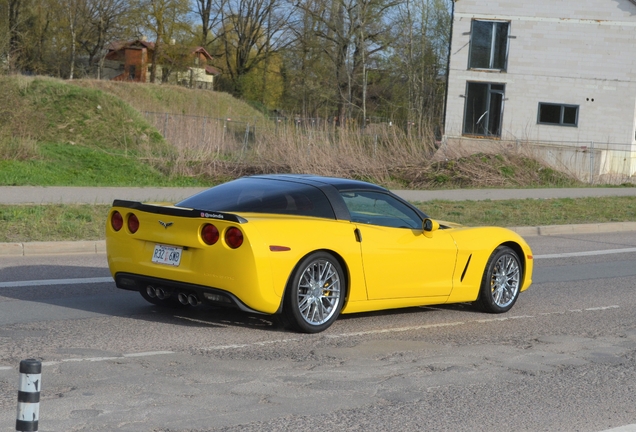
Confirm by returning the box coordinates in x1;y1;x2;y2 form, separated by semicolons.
106;175;533;333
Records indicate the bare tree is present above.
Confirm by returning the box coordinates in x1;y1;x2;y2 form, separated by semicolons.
193;0;225;48
390;0;451;131
294;0;400;125
127;0;190;82
3;0;29;72
79;0;128;78
61;0;85;79
216;0;290;96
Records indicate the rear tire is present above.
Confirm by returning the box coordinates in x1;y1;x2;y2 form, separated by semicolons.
282;252;345;333
475;246;521;313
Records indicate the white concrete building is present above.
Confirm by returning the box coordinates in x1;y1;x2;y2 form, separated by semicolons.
442;0;636;181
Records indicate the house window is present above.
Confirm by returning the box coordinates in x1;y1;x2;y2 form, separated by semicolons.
538;103;579;127
463;82;505;137
468;20;510;71
128;65;136;80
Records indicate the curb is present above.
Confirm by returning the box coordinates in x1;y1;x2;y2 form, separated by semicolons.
1;221;636;257
0;241;106;257
509;221;636;237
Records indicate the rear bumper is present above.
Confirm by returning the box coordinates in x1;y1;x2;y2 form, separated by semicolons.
114;272;270;315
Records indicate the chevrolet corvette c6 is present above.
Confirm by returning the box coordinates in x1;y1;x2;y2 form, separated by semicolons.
105;175;533;333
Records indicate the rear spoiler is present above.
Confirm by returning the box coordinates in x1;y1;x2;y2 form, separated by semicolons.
112;200;248;224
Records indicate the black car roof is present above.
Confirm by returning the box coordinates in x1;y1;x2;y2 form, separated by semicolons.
251;174;389;192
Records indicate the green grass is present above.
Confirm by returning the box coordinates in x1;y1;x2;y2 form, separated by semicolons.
0;205;110;242
0;143;210;186
1;197;635;243
417;196;636;227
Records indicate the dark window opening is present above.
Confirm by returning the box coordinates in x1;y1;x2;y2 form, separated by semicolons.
468;20;510;71
463;82;505;137
128;65;136;80
538;103;579;127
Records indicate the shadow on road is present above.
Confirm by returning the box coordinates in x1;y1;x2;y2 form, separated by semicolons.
0;264;286;333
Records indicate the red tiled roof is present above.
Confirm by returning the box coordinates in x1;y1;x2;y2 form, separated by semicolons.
205;65;221;75
192;46;213;60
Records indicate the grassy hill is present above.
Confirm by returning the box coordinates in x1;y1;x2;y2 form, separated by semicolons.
0;74;582;189
0;76;265;186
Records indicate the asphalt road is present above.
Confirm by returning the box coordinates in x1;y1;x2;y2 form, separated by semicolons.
1;232;636;431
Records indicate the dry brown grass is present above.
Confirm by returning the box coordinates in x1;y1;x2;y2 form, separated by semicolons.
0;76;583;189
0;135;39;160
140;111;580;188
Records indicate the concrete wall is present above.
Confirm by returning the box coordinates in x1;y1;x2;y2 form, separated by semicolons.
437;136;636;183
444;0;636;146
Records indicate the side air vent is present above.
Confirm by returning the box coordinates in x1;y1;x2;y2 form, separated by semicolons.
460;254;472;282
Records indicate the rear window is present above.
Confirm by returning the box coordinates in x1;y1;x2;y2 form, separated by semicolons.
176;178;336;219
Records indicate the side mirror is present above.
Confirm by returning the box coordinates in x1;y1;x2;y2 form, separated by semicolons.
423;218;439;238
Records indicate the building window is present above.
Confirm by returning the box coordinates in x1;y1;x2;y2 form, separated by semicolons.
538;103;579;127
468;20;510;71
463;82;505;137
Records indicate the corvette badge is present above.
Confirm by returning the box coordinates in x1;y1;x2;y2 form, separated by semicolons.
158;220;174;229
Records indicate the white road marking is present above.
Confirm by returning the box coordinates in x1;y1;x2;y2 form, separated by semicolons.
0;277;113;288
534;247;636;259
41;351;175;366
325;321;465;339
200;338;302;351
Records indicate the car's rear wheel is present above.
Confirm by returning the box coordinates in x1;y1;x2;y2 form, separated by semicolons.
283;252;345;333
476;246;521;313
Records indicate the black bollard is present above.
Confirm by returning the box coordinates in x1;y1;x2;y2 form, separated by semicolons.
16;359;41;432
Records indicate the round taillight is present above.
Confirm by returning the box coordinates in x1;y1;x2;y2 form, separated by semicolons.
111;211;123;231
225;227;243;249
201;224;219;245
128;213;139;234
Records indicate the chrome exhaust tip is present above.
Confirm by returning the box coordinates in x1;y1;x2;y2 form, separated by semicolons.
155;287;169;300
177;293;189;305
146;286;157;298
187;294;200;306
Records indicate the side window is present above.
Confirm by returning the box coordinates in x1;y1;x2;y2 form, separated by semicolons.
469;20;510;71
340;191;422;229
538;103;579;127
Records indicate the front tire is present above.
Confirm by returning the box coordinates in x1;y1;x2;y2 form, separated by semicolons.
476;246;521;313
283;252;345;333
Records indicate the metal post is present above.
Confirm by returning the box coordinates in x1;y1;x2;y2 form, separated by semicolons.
16;359;41;432
243;123;250;151
590;141;595;185
374;134;378;158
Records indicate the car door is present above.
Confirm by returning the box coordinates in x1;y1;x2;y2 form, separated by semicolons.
341;191;458;300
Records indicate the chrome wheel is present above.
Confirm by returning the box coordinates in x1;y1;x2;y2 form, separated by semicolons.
477;246;522;313
297;259;341;325
489;252;520;308
283;252;345;333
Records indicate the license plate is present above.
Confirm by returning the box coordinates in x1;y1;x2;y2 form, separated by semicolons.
151;244;182;266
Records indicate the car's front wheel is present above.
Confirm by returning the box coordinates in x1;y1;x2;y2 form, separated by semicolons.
476;246;521;313
283;252;345;333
